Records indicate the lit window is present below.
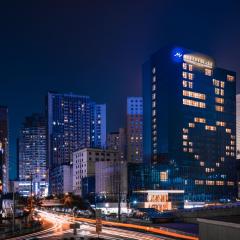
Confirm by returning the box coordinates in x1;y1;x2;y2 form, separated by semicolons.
152;101;156;108
216;181;224;186
226;128;231;133
215;97;224;104
152;109;156;116
220;89;224;96
227;75;235;82
182;72;187;78
215;88;220;95
183;90;206;100
220;157;225;162
183;147;187;152
205;69;212;76
183;135;188;140
183;99;206;108
216;163;220;167
188;73;194;80
189;82;193;88
189;123;195;128
215;105;224;112
153;76;156;83
200;161;205;166
152;93;156;100
194;154;199;160
205;125;216;131
206;180;215;185
183;80;188;88
227;181;234;186
188;64;193;71
183;128;188;133
152;67;156;74
213;79;220;87
160;171;168;181
230;140;235;145
195;180;204;185
216;121;226;127
183;141;188;146
220;81;225;88
152;84;156;91
189;148;193;153
194;117;206;123
182;63;187;70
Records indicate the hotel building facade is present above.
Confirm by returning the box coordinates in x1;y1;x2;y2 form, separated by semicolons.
143;46;237;202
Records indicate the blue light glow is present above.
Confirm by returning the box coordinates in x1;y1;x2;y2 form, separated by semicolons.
171;48;184;63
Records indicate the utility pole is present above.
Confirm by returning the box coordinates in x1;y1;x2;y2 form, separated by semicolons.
12;187;15;233
30;173;33;221
117;161;122;222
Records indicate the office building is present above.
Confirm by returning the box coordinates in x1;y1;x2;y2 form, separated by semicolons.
0;106;9;193
73;148;127;210
143;46;237;202
18;113;48;196
126;97;143;162
47;92;106;195
107;128;126;160
72;148;96;196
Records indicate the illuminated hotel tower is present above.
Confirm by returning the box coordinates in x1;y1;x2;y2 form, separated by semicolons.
143;46;237;201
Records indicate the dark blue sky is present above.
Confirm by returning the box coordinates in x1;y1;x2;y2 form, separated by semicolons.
0;1;239;179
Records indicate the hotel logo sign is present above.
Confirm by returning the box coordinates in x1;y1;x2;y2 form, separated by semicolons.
183;54;213;68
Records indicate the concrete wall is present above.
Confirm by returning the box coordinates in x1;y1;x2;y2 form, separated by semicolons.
198;218;240;240
176;206;240;223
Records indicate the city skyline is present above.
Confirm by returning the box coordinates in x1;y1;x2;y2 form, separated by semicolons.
0;1;240;180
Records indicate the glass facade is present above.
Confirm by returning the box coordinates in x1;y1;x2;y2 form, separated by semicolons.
18;113;47;196
47;92;106;195
143;47;237;202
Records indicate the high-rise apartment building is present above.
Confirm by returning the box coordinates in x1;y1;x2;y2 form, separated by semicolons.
47;92;106;194
18;113;47;196
0;106;9;193
126;97;143;162
143;46;237;202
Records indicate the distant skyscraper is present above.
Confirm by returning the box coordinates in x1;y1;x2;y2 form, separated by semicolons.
237;94;240;160
143;46;237;202
47;92;106;194
0;106;9;193
126;97;143;162
18;113;47;196
107;128;126;160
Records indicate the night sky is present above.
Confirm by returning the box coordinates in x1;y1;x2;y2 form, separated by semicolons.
0;1;240;179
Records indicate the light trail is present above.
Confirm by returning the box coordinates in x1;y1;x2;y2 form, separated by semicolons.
6;210;198;240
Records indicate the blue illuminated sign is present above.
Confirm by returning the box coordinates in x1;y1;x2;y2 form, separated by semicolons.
171;48;184;63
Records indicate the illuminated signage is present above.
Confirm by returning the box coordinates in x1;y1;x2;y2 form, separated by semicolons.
174;52;183;58
172;48;184;63
183;54;213;68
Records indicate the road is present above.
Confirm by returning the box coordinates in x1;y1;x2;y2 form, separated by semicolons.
6;210;198;240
